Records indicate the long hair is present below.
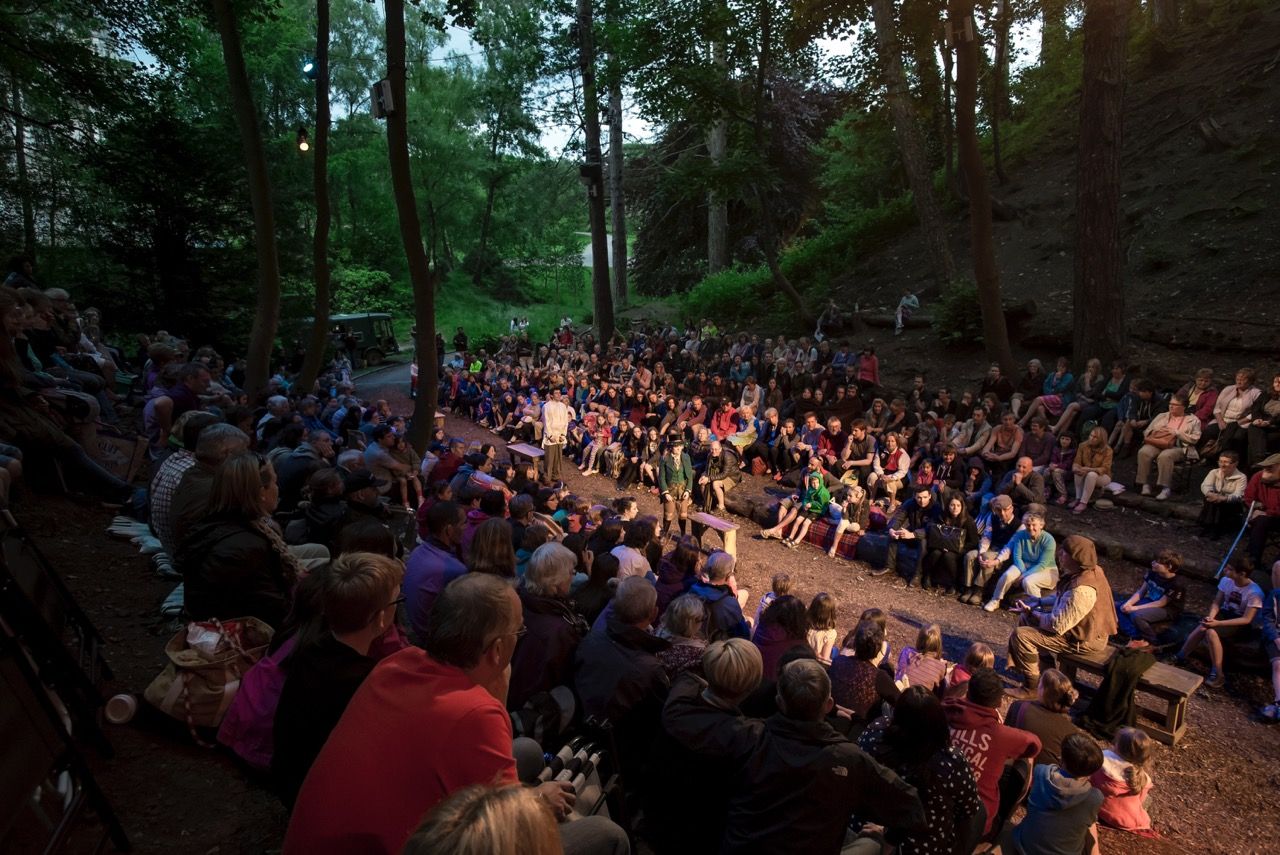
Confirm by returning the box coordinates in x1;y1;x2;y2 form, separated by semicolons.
207;453;272;518
468;518;517;579
403;784;560;855
884;686;951;767
1113;726;1153;794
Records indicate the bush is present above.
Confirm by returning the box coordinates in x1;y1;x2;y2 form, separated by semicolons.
682;267;772;322
934;281;984;345
781;194;916;292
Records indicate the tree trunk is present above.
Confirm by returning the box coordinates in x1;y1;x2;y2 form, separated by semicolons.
212;0;282;400
605;0;628;306
296;0;332;397
1151;0;1179;33
706;0;729;275
475;116;501;278
1074;0;1130;366
754;0;811;325
1041;0;1067;59
948;0;1016;375
940;33;962;200
991;0;1011;184
869;0;957;286
607;84;628;307
384;0;438;453
11;80;36;263
577;0;615;344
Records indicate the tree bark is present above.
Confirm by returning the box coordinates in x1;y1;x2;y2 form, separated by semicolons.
869;0;957;286
706;15;729;275
384;0;438;453
991;0;1011;184
212;0;282;401
1151;0;1179;33
576;0;615;344
1074;0;1130;366
297;0;332;397
11;80;36;263
940;33;962;200
607;84;628;307
948;0;1016;375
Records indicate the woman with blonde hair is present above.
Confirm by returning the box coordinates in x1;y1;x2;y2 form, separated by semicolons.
403;783;562;855
656;593;709;679
1071;425;1113;514
179;452;317;628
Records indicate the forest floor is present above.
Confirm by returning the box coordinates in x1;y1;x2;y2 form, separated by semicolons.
41;361;1276;854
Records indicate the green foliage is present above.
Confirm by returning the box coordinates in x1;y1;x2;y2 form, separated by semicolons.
780;194;915;292
682;267;773;321
933;281;984;345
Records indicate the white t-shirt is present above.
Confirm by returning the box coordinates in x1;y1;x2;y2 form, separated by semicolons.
611;544;652;580
1217;577;1263;616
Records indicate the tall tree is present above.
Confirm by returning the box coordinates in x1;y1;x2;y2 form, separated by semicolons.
297;0;332;396
706;0;729;275
795;0;957;286
1074;0;1130;364
576;0;615;343
990;0;1011;183
211;0;283;399
10;79;36;261
948;0;1016;374
384;0;438;451
603;0;628;306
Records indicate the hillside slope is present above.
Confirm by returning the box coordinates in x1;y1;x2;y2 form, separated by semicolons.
836;3;1280;376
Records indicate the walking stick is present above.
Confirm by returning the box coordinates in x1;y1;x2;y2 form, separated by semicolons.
1217;499;1258;578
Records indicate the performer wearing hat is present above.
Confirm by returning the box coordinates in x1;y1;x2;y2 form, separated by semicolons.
659;437;694;539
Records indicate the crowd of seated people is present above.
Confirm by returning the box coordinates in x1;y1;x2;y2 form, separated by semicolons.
8;276;1279;854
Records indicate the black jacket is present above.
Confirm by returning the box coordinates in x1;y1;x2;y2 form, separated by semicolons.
179;514;292;629
723;714;927;855
508;589;588;711
573;614;670;781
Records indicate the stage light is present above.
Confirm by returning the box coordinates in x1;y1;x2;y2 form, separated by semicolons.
302;58;317;80
297;125;310;152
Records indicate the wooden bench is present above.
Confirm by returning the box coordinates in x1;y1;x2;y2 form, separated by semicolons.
507;442;545;477
1058;645;1203;745
690;512;740;558
435;411;446;431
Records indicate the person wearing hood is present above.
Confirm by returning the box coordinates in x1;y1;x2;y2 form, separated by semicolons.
1007;732;1105;855
1007;535;1117;697
944;668;1041;840
688;550;750;641
507;542;589;711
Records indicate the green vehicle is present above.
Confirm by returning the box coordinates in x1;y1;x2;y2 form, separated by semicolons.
321;312;400;366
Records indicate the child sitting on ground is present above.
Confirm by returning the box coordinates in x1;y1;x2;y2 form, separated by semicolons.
1048;431;1077;506
1009;732;1105;855
1174;562;1263;688
946;642;994;698
1090;727;1155;833
754;572;791;626
807;593;839;664
1117;549;1185;649
894;623;950;694
826;484;871;558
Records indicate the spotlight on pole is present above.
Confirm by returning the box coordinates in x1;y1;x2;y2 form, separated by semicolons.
302;57;317;80
297;125;310;152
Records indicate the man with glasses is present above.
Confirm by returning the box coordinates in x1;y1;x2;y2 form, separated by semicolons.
286;573;629;855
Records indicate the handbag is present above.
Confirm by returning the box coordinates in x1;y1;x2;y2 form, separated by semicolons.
145;617;273;745
1144;429;1176;450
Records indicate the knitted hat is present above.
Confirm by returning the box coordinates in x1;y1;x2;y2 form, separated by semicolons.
1061;534;1098;570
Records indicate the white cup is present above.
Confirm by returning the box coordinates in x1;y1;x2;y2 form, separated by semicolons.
105;694;137;725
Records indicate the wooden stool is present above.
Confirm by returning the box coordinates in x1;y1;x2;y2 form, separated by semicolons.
507;442;546;478
1058;645;1203;745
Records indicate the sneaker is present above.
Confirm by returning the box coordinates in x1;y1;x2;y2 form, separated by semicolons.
1261;703;1280;722
870;567;892;577
1140;484;1154;497
1157;488;1171;501
1205;668;1225;689
983;600;1000;612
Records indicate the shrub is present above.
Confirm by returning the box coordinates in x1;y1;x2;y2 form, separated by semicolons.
934;281;984;345
682;267;772;322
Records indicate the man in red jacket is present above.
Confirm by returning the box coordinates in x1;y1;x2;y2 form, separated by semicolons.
284;574;627;855
1245;453;1280;567
944;668;1041;839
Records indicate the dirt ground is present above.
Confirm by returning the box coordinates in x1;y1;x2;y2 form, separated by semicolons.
31;368;1277;854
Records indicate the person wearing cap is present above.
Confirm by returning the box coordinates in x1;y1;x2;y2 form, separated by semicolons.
658;438;695;539
1007;535;1117;697
960;494;1020;606
1244;452;1280;568
541;387;571;482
